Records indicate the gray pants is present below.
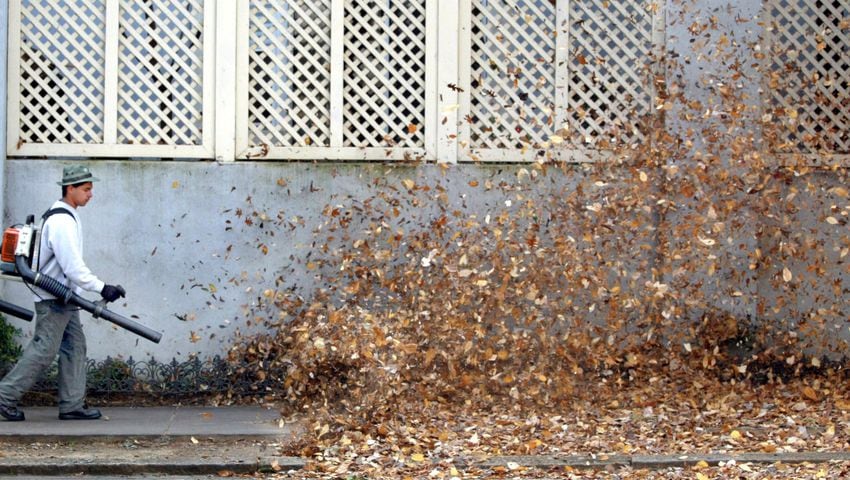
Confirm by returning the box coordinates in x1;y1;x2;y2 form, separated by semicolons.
0;300;87;413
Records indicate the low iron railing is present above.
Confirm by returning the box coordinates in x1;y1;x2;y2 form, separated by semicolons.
0;356;272;401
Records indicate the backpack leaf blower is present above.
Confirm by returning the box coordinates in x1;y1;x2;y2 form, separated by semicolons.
0;215;162;344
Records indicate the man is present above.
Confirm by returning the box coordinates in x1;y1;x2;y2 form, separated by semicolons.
0;165;125;421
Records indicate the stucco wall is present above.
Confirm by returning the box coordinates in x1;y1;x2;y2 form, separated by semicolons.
1;160;406;360
1;160;666;361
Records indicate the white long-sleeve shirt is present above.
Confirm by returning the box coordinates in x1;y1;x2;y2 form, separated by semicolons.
35;200;105;301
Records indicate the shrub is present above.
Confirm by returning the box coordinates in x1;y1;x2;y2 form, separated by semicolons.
0;314;22;366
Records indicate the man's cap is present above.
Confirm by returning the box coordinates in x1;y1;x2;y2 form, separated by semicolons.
57;165;100;186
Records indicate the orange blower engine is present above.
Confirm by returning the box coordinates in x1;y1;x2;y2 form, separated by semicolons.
0;215;37;278
0;227;18;263
0;215;162;343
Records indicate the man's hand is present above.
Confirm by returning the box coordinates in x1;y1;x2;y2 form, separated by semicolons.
101;284;126;303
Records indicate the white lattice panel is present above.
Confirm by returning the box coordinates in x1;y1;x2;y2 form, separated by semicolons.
8;0;214;158
342;0;427;148
766;0;850;154
568;0;653;146
469;0;556;150
460;0;658;161
237;0;434;159
17;0;106;144
118;0;205;146
248;0;331;148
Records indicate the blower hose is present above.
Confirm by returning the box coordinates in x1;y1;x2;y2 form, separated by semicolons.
0;298;33;321
15;255;162;344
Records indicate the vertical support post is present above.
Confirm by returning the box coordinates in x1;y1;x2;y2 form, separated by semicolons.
234;0;249;158
329;0;344;148
653;1;667;129
215;0;236;162
455;0;471;163
5;0;19;157
0;0;8;222
436;0;459;163
104;0;118;145
423;0;437;160
554;0;569;143
649;1;666;159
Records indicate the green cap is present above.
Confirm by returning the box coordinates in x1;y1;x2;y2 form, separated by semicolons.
57;165;100;186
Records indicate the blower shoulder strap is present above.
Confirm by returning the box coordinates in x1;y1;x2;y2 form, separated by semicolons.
41;207;76;223
37;207;75;272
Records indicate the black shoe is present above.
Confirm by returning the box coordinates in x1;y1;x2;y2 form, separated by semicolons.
0;404;24;421
59;405;101;420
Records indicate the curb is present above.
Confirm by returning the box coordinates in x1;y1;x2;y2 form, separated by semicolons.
477;452;850;470
3;452;850;475
0;456;306;476
0;433;290;444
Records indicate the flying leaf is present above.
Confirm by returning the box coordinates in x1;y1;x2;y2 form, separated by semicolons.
802;386;819;401
698;235;716;246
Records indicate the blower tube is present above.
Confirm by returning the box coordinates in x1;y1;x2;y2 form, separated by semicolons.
15;255;162;344
0;298;33;321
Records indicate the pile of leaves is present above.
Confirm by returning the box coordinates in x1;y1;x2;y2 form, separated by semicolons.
217;1;850;477
223;157;849;464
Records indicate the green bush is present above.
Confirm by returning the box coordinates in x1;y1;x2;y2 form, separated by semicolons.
0;314;22;365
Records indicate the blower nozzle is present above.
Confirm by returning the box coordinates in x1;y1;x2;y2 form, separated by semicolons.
14;256;162;344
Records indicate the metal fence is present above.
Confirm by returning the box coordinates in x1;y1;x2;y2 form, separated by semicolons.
0;356;272;402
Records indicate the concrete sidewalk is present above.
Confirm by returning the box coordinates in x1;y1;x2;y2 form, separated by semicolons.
0;406;306;475
4;407;850;476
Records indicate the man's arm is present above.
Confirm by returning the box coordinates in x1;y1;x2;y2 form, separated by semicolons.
47;216;106;294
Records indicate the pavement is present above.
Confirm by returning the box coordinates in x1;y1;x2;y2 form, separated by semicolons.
2;407;850;476
0;406;306;476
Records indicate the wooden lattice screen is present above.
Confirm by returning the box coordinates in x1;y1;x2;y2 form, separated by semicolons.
244;0;332;150
236;0;436;160
567;0;655;147
459;0;660;162
8;0;664;162
766;0;850;156
16;0;106;145
118;0;206;147
7;0;214;158
467;0;556;153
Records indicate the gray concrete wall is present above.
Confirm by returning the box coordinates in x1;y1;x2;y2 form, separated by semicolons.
1;160;659;361
0;0;8;229
2;160;384;360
